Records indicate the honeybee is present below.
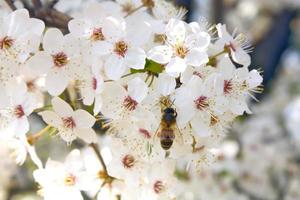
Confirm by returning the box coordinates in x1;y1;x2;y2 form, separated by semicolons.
154;97;183;151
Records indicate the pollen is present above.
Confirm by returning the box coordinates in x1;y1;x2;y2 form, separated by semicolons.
52;52;69;67
175;44;188;58
62;117;76;129
122;154;135;168
153;180;165;194
114;41;128;57
0;36;14;50
123;96;138;111
64;174;76;186
194;96;209;111
14;105;25;118
91;27;105;41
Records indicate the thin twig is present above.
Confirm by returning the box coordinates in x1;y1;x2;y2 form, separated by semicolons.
4;0;17;10
31;0;42;9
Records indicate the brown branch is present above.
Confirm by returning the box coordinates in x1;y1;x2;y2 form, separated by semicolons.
4;0;17;10
31;0;42;9
19;0;71;32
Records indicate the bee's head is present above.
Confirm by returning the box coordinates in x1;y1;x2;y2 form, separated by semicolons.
164;107;177;117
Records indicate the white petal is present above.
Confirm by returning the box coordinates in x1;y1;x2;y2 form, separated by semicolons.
176;104;195;128
93;95;102;115
46;70;69;96
102;16;125;41
191;116;210;137
68;19;90;37
92;41;114;55
247;70;263;88
75;128;97;144
165;57;187;74
101;82;126;119
52;97;74;117
166;19;186;44
11;117;29;136
23;138;43;169
185;48;208;66
27;51;53;75
230;98;248;115
156;73;176;96
39;111;63;127
125;48;146;70
58;129;76;143
73;110;96;128
232;48;251;67
128;77;148;103
43;28;64;53
148;45;173;64
104;54;126;80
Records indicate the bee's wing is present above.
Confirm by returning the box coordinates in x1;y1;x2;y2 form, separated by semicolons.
152;122;163;143
173;123;184;145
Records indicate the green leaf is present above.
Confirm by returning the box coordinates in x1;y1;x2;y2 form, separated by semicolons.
144;59;164;74
129;59;164;75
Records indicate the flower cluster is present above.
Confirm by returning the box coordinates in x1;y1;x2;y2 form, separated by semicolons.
0;1;263;199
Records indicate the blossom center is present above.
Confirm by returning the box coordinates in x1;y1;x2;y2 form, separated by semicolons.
114;41;128;57
52;52;68;67
122;154;135;168
223;80;233;94
0;36;14;50
194;96;209;111
153;180;165;194
175;44;188;58
123;96;138;111
14;105;25;118
26;80;36;92
91;28;105;41
62;117;76;129
64;174;76;186
122;3;135;13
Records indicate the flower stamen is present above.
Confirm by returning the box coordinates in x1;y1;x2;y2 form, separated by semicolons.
123;96;138;111
175;44;188;58
122;154;135;168
0;36;14;50
91;28;105;41
14;105;25;118
64;174;76;186
52;52;68;67
62;117;76;129
114;41;128;57
194;96;209;111
153;180;165;194
223;80;233;94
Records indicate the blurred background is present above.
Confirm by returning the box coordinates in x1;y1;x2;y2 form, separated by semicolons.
1;0;300;199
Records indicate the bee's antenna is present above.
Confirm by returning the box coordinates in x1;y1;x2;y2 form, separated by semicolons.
171;98;175;107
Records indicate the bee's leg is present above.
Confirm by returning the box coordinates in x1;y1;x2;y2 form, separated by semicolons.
165;150;170;158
